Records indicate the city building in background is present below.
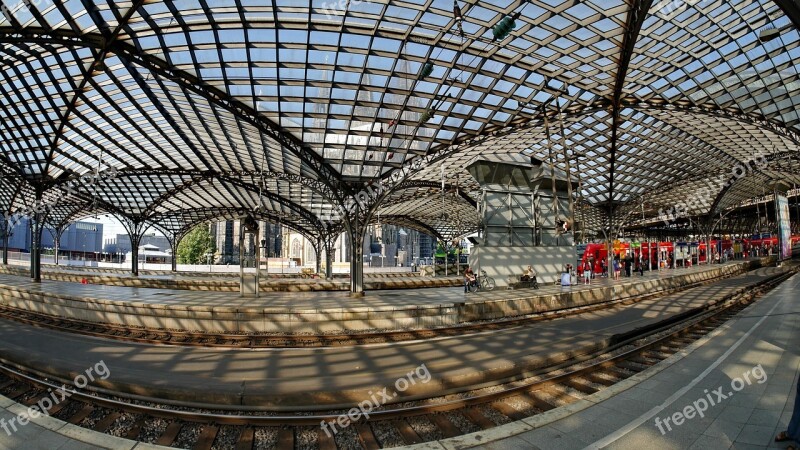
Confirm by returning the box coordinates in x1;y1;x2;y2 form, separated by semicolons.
3;218;103;259
104;233;170;256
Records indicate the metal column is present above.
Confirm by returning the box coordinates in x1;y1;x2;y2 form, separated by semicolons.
30;214;44;282
324;235;334;280
1;218;8;265
239;218;260;298
348;222;366;296
54;233;60;266
315;237;322;275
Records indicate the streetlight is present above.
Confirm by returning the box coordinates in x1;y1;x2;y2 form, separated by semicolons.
260;239;269;276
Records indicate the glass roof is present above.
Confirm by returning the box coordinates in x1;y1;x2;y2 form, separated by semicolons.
1;0;799;239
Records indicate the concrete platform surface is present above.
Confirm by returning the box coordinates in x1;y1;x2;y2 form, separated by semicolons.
0;263;462;292
423;272;800;450
0;260;759;309
0;260;772;333
0;266;790;409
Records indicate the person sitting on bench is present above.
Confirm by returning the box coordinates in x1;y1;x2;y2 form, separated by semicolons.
520;265;536;282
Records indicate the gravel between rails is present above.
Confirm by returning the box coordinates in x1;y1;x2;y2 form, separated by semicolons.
105;412;138;438
331;424;360;450
172;423;201;449
372;421;406;448
52;400;84;421
504;396;541;416
16;388;45;403
78;406;108;429
297;426;320;450
253;427;278;450
0;382;21;396
407;416;444;441
211;426;240;450
478;405;512;425
137;418;170;444
444;411;482;434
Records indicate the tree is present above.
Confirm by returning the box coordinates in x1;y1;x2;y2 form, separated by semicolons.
177;225;214;264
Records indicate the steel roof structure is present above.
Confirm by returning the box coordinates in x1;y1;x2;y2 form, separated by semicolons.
1;0;799;291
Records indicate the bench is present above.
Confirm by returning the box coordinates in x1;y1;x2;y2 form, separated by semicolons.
506;275;539;290
418;265;435;277
300;268;319;279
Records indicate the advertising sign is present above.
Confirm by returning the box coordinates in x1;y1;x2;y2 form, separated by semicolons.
776;194;791;260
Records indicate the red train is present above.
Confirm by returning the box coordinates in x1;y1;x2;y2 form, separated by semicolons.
577;235;800;275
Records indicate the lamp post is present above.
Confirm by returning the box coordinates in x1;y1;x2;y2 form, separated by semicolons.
260;239;268;276
411;234;417;271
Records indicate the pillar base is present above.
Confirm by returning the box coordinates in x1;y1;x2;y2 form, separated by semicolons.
349;291;366;297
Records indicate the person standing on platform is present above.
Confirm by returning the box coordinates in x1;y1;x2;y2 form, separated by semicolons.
463;266;475;293
613;258;621;280
583;260;591;284
775;372;800;450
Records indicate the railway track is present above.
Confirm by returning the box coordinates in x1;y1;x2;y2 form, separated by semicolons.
0;266;794;449
0;267;763;348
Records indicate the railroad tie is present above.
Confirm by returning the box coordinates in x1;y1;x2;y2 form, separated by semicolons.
234;427;255;450
155;421;183;446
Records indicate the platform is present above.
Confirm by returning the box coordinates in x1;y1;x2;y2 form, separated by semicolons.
426;272;800;450
0;264;792;410
0;263;462;292
0;258;775;333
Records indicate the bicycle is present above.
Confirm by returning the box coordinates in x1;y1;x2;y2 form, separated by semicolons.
468;270;496;293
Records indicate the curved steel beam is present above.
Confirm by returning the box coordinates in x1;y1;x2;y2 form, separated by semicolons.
373;215;445;241
609;0;655;218
148;207;320;245
216;175;324;230
379;180;478;208
110;43;344;194
373;98;800;194
0;27;345;195
625;100;800;146
773;0;800;29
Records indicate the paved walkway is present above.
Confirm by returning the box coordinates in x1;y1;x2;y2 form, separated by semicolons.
0;263;462;294
425;271;800;450
0;261;750;310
